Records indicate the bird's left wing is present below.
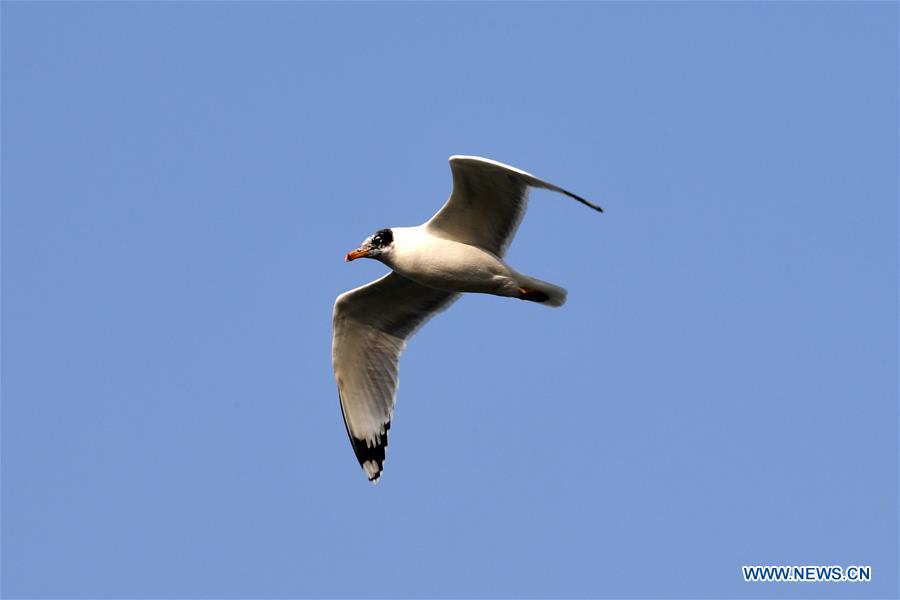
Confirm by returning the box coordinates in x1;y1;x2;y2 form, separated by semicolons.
332;272;459;482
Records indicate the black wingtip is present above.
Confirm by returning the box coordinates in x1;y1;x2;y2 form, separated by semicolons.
565;190;604;213
351;433;387;483
338;391;389;483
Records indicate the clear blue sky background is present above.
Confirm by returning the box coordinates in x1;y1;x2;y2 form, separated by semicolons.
2;3;897;599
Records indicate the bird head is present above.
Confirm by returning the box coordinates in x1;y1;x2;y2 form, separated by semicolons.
345;228;394;262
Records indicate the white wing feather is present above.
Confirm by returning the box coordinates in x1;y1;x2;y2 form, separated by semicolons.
426;155;602;256
332;272;458;482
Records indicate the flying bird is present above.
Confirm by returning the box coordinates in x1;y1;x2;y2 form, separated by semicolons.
332;156;602;482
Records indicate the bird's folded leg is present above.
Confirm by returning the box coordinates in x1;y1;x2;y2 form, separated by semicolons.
517;287;550;303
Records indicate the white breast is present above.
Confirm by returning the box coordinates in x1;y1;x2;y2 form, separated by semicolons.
383;226;518;295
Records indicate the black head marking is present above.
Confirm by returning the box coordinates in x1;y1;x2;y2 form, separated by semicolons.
370;228;393;249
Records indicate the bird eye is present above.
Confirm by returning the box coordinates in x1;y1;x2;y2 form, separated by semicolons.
371;229;393;248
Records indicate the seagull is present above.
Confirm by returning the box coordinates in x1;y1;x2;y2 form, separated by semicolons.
332;156;602;482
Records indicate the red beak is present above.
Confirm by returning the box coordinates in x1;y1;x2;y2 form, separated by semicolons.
345;248;369;262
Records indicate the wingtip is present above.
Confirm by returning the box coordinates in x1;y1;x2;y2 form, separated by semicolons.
566;190;604;213
363;459;383;483
338;390;390;485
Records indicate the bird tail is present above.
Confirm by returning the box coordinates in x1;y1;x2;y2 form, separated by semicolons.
517;275;567;307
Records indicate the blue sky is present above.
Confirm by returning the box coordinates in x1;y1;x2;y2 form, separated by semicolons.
2;2;897;598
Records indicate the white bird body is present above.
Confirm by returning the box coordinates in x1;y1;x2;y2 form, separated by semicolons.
379;226;524;298
332;156;602;482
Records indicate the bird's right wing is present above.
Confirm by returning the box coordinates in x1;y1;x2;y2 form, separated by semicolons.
426;156;602;257
332;272;459;482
